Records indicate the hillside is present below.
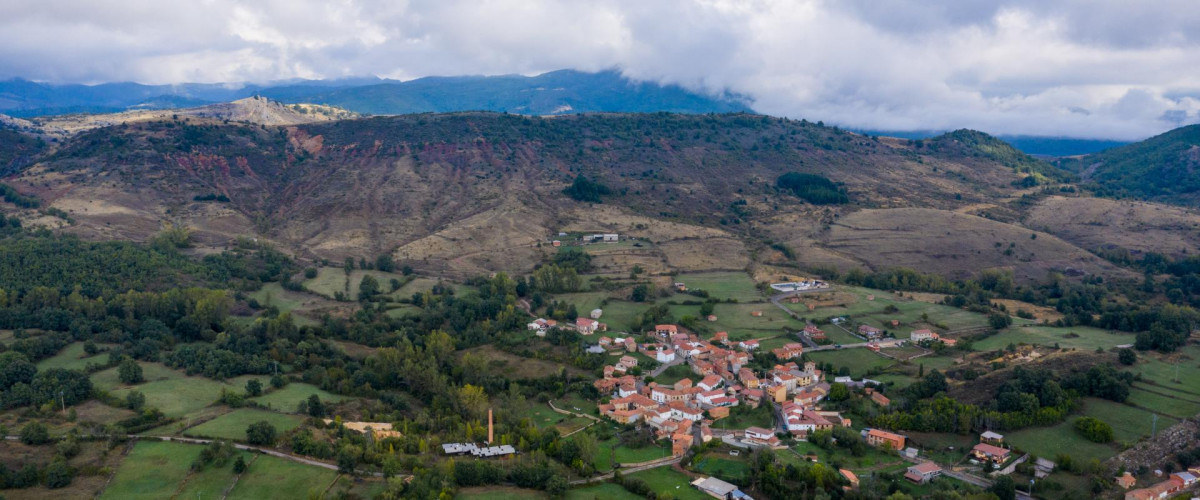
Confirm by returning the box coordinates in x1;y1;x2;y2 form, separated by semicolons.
261;69;753;115
1056;124;1200;203
0;111;1145;282
0;70;750;118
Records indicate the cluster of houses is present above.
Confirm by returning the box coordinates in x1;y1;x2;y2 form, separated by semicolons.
526;308;608;336
910;328;957;347
591;324;862;456
1122;469;1199;500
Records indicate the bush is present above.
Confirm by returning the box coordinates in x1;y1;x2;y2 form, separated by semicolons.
245;379;263;397
43;460;74;489
1118;348;1137;365
19;421;50;445
562;176;611;203
246;421;278;446
1074;417;1114;443
776;172;849;204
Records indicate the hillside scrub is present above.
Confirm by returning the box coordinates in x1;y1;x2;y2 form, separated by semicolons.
776;172;849;204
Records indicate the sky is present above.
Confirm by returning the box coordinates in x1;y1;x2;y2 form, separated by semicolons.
1;0;1199;140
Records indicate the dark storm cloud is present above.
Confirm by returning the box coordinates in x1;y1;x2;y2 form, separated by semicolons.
0;0;1197;139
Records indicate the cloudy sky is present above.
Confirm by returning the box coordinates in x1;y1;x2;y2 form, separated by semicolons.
2;0;1199;140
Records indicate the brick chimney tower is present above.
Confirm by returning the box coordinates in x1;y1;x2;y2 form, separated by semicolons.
487;408;494;444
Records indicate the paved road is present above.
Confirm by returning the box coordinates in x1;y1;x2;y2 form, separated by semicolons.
649;357;684;377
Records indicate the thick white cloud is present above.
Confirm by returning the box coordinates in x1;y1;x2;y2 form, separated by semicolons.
0;0;1198;139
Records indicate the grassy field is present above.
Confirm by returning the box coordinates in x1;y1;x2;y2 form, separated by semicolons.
93;362;253;418
787;286;990;332
247;283;307;315
566;482;642;500
591;437;673;469
183;408;306;441
1079;397;1177;443
226;452;338;499
1006;420;1119;464
587;299;649;333
303;268;407;300
804;349;896;378
790;441;904;472
175;448;255;500
552;291;612;316
249;383;348;413
654;364;698;385
972;325;1135;351
674;271;763;302
35;341;109;371
521;402;576;430
626;466;709;500
668;301;803;338
1131;345;1200;388
100;440;204;499
691;451;751;483
1123;386;1200;419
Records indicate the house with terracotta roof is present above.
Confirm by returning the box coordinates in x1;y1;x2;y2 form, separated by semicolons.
841;469;860;489
1124;473;1190;500
870;392;891;407
619;355;638;369
858;324;883;339
744;426;780;447
905;462;942;483
772;342;805;360
910;329;939;342
1116;472;1137;490
865;428;906;450
576;317;600;335
698;375;723;391
655;324;679;337
971;443;1011;464
656;347;677;363
712;331;729;345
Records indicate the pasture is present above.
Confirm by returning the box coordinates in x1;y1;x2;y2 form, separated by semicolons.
303;268;407;300
35;341;109;371
99;440;204;499
626;466;709;500
971;325;1134;352
674;271;763;302
1078;397;1177;443
226;453;339;499
804;349;895;378
788;286;990;332
690;452;751;483
1006;421;1118;464
457;486;549;499
249;383;348;413
93;362;255;418
183;408;306;441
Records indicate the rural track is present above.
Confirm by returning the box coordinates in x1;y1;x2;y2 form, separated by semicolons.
567;455;683;486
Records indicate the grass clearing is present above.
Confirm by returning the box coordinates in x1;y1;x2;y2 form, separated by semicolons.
1123;386;1200;419
972;325;1135;352
93;362;249;418
1131;345;1200;389
99;440;204;499
458;346;585;379
226;452;338;499
788;286;990;332
303;268;407;300
35;341;110;371
1007;420;1119;464
691;452;751;482
184;408;306;441
175;448;255;500
675;271;763;302
249;383;348;413
1079;397;1176;443
804;349;896;378
626;466;709;500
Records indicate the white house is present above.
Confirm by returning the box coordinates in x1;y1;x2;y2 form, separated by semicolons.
738;339;760;351
910;329;939;342
655;348;677;363
698;375;723;392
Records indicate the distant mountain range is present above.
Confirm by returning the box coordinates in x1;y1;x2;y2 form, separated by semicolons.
0;70;751;118
853;129;1129;157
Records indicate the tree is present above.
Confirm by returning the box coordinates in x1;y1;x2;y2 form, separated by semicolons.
562;175;611;203
125;390;146;410
246;421;277;446
826;383;851;402
0;351;36;390
20;421;50;445
631;284;651;302
988;312;1013;330
375;254;396;272
245;379;263;397
1118;348;1137;365
118;359;144;384
358;274;380;300
990;474;1016;500
306;394;325;418
233;455;247;474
